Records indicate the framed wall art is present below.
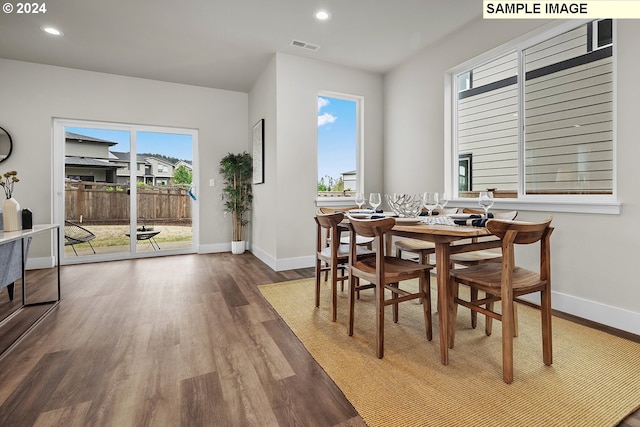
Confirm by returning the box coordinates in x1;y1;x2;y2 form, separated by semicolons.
252;119;264;184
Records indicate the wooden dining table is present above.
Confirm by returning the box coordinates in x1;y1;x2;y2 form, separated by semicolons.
388;221;502;365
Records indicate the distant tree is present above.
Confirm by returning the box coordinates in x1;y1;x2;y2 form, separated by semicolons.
333;177;344;192
173;165;192;184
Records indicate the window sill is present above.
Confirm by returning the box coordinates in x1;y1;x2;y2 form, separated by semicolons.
450;198;622;215
316;197;357;208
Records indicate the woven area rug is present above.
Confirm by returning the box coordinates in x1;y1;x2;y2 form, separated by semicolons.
259;278;640;427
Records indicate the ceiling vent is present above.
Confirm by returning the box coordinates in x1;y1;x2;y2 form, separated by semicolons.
290;40;319;52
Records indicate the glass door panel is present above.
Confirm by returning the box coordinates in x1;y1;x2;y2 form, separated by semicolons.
134;131;193;253
64;126;132;259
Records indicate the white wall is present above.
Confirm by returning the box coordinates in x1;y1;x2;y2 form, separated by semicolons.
249;53;384;270
0;58;248;258
384;19;640;335
248;56;278;261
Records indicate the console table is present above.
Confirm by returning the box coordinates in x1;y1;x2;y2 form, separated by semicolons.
0;224;60;358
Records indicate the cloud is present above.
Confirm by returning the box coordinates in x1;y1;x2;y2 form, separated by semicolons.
318;112;337;127
317;97;336;126
318;97;330;112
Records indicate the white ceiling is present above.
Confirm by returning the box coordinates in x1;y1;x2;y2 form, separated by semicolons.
0;0;481;92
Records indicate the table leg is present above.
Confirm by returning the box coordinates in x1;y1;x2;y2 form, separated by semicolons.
435;242;451;365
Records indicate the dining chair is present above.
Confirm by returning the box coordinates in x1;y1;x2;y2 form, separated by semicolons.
451;209;519;331
318;206;374;286
448;217;553;383
346;216;433;358
394;207;459;265
315;212;373;322
319;206;374;247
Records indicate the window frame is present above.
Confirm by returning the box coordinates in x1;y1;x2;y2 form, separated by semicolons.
445;19;620;215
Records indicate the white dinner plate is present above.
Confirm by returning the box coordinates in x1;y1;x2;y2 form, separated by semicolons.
348;213;371;219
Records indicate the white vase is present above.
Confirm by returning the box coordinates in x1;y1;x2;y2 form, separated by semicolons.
231;240;245;254
3;197;20;232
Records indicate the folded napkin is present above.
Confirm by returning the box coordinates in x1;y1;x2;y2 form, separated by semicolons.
454;212;493;227
371;214;398;219
419;211;439;216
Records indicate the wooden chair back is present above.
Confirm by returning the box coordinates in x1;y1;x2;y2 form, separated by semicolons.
315;212;344;252
347;216;395;239
487;217;553;246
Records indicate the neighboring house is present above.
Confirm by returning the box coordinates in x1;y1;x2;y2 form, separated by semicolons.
175;160;193;171
144;156;175;185
64;132;120;182
341;170;356;192
67;132;188;185
110;151;147;184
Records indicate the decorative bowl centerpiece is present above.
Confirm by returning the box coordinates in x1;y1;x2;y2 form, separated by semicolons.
385;193;422;218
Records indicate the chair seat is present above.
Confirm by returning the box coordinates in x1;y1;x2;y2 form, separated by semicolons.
318;244;373;263
340;235;374;246
394;239;435;252
450;250;501;265
353;256;432;283
451;263;546;294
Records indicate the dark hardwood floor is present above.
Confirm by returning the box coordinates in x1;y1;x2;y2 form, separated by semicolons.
0;252;637;426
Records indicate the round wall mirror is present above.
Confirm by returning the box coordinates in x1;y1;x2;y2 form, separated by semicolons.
0;126;13;163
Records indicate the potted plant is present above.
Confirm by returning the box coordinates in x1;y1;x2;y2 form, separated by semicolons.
219;151;253;254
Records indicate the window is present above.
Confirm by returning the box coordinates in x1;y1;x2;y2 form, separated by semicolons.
317;93;361;199
593;19;612;50
451;20;614;202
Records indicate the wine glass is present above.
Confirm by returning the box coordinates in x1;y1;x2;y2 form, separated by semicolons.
478;191;494;218
355;192;365;210
422;192;438;216
369;192;381;212
438;192;449;211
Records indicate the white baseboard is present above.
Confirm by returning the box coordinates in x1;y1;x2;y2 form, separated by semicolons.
197;242;233;254
520;291;640;336
249;244;314;272
26;256;56;270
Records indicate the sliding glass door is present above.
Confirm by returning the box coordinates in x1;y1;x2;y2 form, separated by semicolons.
54;119;198;263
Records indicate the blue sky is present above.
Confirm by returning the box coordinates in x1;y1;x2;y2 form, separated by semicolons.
317;96;356;181
66;127;193;161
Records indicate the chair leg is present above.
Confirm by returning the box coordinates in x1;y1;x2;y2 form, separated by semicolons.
391;282;399;323
375;282;385;358
485;300;494;336
470;287;478;328
513;302;519;337
315;258;322;308
420;274;433;341
331;261;338;322
347;276;357;336
541;286;553;366
501;296;515;384
88;241;96;254
449;278;459;349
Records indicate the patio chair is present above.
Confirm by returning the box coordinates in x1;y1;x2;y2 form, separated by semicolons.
64;220;96;255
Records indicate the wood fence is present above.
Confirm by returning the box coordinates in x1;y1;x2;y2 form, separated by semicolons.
65;181;192;225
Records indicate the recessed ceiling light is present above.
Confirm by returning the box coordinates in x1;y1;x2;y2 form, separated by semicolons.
41;26;63;36
314;10;330;21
